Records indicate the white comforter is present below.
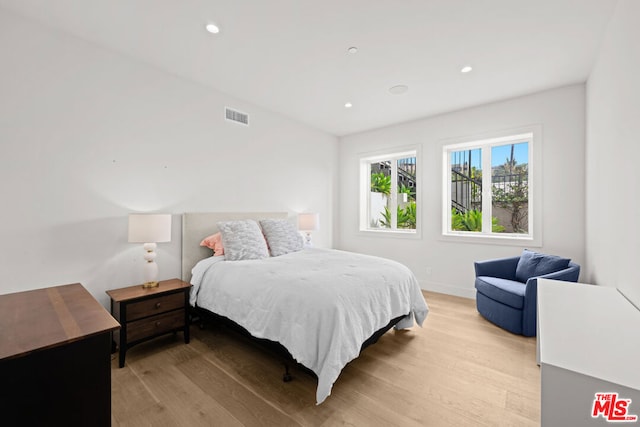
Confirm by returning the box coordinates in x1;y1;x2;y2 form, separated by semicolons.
190;248;429;404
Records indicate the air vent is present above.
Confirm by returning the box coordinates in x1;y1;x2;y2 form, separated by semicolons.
225;107;249;126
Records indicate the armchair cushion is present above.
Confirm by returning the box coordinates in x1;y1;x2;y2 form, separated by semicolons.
515;249;570;283
475;277;525;309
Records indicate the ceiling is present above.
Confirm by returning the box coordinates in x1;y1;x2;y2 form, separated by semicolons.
0;0;619;136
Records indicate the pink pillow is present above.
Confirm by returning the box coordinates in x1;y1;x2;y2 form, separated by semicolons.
200;232;224;256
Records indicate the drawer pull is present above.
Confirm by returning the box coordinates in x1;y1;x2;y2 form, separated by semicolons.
155;302;161;309
155;321;161;327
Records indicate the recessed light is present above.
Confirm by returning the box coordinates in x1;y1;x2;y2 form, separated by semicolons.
347;46;358;54
344;102;353;108
389;85;408;95
461;65;473;73
206;23;220;34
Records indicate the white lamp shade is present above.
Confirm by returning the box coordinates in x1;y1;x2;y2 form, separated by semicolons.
298;213;320;231
128;214;172;243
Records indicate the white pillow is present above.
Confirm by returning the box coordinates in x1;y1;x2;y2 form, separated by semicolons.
259;219;304;257
217;220;269;261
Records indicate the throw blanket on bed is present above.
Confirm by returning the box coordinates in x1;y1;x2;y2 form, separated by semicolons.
190;248;429;404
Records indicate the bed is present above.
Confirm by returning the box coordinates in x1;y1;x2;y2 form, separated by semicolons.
182;212;429;404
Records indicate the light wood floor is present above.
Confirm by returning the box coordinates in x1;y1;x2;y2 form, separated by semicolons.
111;291;540;426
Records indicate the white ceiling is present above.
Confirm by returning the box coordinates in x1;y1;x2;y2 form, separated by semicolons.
0;0;619;136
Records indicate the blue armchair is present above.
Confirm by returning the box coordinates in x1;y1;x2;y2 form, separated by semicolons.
474;250;580;336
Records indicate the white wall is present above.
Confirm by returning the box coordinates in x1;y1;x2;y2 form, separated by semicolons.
586;0;640;307
338;85;586;298
0;9;338;306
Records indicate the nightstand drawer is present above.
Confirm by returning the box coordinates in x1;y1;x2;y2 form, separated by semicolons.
127;309;185;342
127;292;184;321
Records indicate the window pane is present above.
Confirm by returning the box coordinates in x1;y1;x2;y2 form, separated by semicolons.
370;160;391;228
362;150;418;233
397;157;416;229
491;142;529;233
450;149;482;232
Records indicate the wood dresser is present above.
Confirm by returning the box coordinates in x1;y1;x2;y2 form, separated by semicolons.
0;283;120;427
106;278;191;368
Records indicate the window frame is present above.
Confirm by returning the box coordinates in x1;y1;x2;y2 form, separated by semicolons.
359;146;421;239
441;126;542;247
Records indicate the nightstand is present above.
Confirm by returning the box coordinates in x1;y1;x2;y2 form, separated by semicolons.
106;278;191;368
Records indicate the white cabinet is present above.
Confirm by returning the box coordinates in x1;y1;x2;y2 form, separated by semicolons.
538;279;640;426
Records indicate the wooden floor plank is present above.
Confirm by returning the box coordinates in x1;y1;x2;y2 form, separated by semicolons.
176;354;301;426
112;291;540;426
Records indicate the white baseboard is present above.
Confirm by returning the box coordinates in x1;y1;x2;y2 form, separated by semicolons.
418;279;476;300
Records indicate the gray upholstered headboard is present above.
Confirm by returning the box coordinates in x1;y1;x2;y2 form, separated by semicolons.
181;212;288;282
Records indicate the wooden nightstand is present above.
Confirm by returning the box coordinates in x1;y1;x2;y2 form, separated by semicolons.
106;278;191;368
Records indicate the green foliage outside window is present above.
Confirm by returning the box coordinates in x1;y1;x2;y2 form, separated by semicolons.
451;209;505;232
371;169;416;230
380;202;417;229
371;172;391;195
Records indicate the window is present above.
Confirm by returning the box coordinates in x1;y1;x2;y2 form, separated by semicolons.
360;149;418;234
443;129;538;243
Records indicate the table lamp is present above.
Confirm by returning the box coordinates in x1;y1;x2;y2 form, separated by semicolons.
128;213;172;288
298;213;319;246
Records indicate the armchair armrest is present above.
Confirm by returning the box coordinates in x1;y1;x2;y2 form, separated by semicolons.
524;262;581;297
474;256;520;280
521;262;581;336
